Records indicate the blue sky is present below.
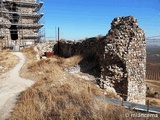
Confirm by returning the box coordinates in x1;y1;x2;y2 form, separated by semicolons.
44;0;160;40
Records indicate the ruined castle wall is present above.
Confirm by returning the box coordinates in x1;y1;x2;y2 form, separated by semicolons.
54;16;146;105
56;37;102;58
102;16;146;104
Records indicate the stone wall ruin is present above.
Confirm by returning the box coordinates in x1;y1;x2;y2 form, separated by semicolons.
54;16;146;105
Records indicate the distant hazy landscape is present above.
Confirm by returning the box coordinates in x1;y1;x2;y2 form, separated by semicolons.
146;44;160;81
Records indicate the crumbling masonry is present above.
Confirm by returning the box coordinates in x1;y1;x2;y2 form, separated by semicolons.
0;0;44;48
54;16;146;104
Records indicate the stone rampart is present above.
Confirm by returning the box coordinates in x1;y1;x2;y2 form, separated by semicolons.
54;16;146;104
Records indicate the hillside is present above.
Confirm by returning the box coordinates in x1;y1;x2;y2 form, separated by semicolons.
145;44;160;107
4;46;159;120
146;45;160;80
6;47;118;119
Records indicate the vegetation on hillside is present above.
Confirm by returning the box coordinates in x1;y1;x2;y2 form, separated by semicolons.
146;45;160;80
6;46;160;119
0;50;19;75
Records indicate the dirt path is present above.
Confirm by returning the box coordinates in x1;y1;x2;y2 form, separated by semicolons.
0;52;34;120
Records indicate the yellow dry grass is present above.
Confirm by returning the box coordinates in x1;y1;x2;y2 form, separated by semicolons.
146;80;160;90
20;59;61;81
146;98;160;107
146;80;160;107
54;55;83;68
8;82;110;120
0;50;19;75
7;46;160;119
20;57;105;95
21;46;37;60
8;79;159;120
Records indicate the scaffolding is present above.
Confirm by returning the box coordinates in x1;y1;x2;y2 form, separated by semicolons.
0;0;44;47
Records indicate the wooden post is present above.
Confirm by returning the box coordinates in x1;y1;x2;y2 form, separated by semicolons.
55;26;57;41
58;27;60;55
58;27;60;41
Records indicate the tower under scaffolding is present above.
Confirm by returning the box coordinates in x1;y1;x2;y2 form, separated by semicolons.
0;0;44;48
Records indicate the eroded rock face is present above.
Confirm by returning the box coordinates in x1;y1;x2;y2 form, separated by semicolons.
54;16;146;104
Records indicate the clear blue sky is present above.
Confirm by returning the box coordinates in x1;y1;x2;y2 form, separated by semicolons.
44;0;160;40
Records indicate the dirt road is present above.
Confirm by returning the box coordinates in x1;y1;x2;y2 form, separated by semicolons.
0;52;34;120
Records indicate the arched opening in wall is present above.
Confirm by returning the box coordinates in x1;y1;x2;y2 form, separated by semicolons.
78;55;101;78
10;25;18;40
114;81;128;101
106;57;128;101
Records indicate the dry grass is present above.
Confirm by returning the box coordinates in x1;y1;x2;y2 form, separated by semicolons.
146;80;160;107
20;58;63;81
55;55;83;68
8;79;159;120
20;53;83;79
0;50;19;75
146;80;160;98
20;57;105;95
8;55;110;119
8;56;159;119
7;46;160;119
8;77;159;119
21;46;37;60
146;98;160;107
8;82;109;120
146;80;160;88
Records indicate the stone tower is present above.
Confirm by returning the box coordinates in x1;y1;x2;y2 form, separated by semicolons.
0;0;44;47
100;16;146;104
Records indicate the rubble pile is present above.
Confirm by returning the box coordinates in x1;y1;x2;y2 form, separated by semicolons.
34;42;56;59
36;42;55;54
54;16;146;105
